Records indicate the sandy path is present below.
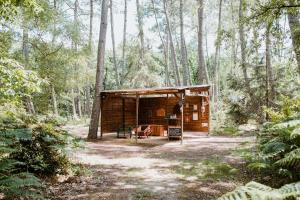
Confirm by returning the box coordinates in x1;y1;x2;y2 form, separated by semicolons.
48;125;255;200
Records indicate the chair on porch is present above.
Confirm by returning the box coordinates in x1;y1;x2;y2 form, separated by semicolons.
134;125;152;139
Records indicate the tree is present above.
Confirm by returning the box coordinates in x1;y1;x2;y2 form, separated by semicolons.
136;0;145;60
163;0;181;86
197;0;209;84
109;0;120;87
287;0;300;74
88;0;109;139
121;0;127;83
180;0;189;86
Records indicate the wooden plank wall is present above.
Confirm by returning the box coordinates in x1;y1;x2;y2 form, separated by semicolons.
101;96;209;133
139;96;209;132
101;97;136;133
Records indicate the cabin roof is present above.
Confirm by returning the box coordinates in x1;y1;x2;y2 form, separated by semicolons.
101;85;210;96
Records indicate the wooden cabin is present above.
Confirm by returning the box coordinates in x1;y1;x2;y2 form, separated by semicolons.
99;85;210;140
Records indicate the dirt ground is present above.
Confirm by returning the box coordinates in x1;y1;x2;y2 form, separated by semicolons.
47;125;256;200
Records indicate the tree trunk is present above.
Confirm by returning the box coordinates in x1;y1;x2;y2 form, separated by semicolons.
180;0;188;86
266;22;275;106
163;0;181;86
51;85;59;116
136;0;144;60
22;13;35;114
238;0;251;92
71;89;78;119
88;0;109;139
121;0;127;83
85;0;93;117
213;0;222;112
109;0;120;87
230;0;237;73
288;0;300;74
197;0;209;84
166;33;170;86
151;0;170;86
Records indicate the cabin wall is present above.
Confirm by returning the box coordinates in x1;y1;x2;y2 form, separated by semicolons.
139;96;209;132
101;95;209;133
101;97;136;133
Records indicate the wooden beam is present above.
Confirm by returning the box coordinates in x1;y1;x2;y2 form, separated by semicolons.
181;92;184;144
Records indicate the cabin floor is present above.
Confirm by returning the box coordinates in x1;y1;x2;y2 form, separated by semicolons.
47;125;256;200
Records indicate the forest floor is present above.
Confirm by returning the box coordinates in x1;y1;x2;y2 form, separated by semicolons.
47;125;256;200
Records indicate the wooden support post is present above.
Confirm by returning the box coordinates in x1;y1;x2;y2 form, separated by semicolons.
181;92;184;144
166;94;169;138
100;94;103;139
135;94;139;143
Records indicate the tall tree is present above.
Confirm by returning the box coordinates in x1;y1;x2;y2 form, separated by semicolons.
238;0;251;92
22;10;35;114
197;0;209;84
85;0;93;116
121;0;127;82
163;0;181;86
109;0;120;87
136;0;145;60
265;22;275;106
151;0;170;86
288;0;300;73
74;0;82;118
88;0;109;139
180;0;189;86
213;0;223;111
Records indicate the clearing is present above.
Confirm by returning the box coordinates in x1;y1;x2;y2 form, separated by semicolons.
48;125;255;200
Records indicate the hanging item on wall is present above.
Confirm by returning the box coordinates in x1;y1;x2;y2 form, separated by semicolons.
193;104;198;111
156;108;166;117
193;112;199;120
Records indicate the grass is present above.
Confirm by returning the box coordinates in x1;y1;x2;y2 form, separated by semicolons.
171;158;239;181
132;189;155;200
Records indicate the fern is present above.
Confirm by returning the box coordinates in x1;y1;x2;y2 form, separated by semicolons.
218;181;300;200
275;148;300;168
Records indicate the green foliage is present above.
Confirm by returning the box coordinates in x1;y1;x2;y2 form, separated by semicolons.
0;58;44;104
218;181;300;200
0;104;78;199
249;92;300;182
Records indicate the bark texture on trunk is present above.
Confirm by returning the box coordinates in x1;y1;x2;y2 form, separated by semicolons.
288;0;300;73
85;0;93;116
51;85;59;116
213;0;222;112
110;0;120;87
136;0;145;60
266;23;275;105
197;0;209;85
238;0;251;92
22;13;35;114
88;0;109;139
71;89;78;119
151;0;170;86
180;0;189;86
163;0;181;86
122;0;127;82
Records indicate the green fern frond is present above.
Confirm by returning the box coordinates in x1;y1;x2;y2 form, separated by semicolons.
275;148;300;168
218;181;300;200
291;128;300;139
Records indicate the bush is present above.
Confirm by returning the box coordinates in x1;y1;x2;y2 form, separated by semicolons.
247;94;300;184
0;104;77;199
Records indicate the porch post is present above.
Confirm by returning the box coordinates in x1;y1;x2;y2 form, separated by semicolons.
135;93;139;143
181;92;184;144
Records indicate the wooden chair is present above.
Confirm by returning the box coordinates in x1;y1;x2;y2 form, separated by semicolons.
135;125;152;139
